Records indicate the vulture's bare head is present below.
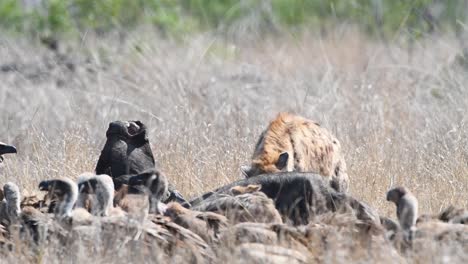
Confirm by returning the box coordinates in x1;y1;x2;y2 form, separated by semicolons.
386;186;418;232
386;186;409;205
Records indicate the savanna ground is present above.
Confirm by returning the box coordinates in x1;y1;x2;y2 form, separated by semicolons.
0;24;467;262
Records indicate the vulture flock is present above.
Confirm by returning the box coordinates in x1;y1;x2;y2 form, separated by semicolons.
0;113;467;263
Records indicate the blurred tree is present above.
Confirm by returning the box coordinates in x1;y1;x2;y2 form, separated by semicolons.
0;0;466;39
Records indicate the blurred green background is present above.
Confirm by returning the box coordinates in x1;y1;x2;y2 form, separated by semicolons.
0;0;467;38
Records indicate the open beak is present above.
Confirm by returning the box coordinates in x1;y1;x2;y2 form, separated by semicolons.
0;143;17;155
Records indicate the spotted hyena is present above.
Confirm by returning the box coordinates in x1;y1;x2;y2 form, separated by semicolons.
241;112;349;193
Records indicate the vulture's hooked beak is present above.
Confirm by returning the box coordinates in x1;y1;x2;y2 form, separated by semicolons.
0;143;17;155
38;181;50;191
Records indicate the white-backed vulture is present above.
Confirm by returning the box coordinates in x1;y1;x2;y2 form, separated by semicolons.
127;169;168;214
386;186;418;232
38;177;78;218
0;182;21;226
386;186;468;250
77;173;124;217
36;176;215;261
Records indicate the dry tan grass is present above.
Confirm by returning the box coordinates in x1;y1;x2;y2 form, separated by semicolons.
0;27;467;262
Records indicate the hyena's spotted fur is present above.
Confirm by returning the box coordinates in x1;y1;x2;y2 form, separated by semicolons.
242;113;349;193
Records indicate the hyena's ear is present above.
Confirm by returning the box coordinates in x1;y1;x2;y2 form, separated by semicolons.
276;152;289;170
240;165;251;178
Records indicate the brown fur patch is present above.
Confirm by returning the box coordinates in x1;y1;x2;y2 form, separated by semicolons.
113;185;148;214
166;202;189;216
20;195;44;209
113;184;129;207
230;185;262;195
